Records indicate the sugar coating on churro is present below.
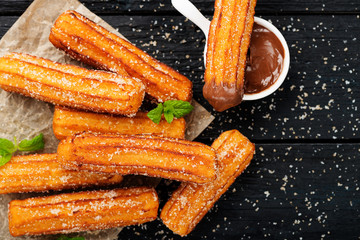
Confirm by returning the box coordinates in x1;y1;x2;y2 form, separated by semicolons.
0;52;145;115
53;106;186;140
160;130;255;236
57;133;216;183
0;153;123;194
50;10;193;102
204;0;257;111
9;187;159;236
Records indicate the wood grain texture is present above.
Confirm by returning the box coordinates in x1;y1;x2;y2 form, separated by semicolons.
118;143;360;239
0;0;360;15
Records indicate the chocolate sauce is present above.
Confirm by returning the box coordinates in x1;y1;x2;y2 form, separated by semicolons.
203;81;243;112
245;23;285;94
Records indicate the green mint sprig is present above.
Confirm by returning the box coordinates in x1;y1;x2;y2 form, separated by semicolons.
56;235;85;240
0;133;44;167
147;100;194;124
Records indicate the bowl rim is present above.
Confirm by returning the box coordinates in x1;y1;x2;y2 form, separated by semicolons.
243;17;290;101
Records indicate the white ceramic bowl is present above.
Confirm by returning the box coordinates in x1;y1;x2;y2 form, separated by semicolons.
171;0;290;101
243;17;290;101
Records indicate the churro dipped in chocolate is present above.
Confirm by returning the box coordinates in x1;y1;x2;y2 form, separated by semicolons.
8;187;159;237
50;10;193;102
160;130;255;236
0;53;145;115
0;154;123;194
53;106;186;140
57;133;216;183
204;0;257;111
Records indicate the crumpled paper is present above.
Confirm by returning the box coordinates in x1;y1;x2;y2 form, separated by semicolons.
0;0;214;239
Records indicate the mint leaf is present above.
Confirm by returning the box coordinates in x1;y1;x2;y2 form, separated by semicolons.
0;138;16;153
147;100;193;124
0;149;12;167
0;133;45;168
147;103;164;124
164;100;194;118
164;104;174;123
18;133;44;152
56;236;85;240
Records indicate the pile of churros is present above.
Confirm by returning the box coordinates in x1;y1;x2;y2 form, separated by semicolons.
0;9;255;238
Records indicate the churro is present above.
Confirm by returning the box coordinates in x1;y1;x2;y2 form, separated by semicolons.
57;133;216;183
9;187;159;236
160;130;255;236
53;106;186;140
50;10;192;102
0;52;145;115
0;153;123;194
203;0;257;111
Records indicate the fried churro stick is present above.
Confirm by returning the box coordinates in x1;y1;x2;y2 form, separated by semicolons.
0;53;145;115
203;0;257;112
53;106;186;140
57;133;216;183
0;154;123;194
160;130;255;236
8;187;159;236
50;10;193;102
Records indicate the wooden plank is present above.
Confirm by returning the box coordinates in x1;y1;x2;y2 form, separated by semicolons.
0;0;359;15
118;143;360;239
0;14;359;141
0;17;17;34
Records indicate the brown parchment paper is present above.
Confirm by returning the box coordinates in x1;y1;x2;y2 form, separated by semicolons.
0;0;214;239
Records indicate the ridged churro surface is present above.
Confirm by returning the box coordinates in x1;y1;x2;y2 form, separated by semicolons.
204;0;257;111
57;133;216;183
0;154;123;194
9;187;159;236
0;52;145;115
50;10;193;102
53;106;186;140
160;130;255;236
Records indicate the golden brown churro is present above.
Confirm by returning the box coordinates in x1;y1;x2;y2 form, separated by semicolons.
160;130;255;236
50;10;193;102
53;106;186;140
57;133;216;183
8;187;159;236
0;154;123;194
0;52;145;115
203;0;257;111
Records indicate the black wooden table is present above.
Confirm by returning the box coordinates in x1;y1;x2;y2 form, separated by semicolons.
1;1;359;239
